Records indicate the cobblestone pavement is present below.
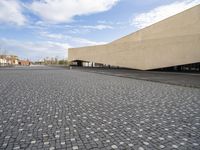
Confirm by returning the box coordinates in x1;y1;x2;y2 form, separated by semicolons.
72;67;200;88
0;66;200;150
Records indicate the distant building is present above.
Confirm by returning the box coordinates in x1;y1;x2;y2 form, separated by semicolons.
18;60;31;66
0;55;7;66
0;55;32;66
0;55;19;66
6;55;19;65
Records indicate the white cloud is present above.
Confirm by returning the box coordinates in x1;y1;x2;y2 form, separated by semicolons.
69;37;107;47
30;0;119;23
39;31;107;47
0;0;26;26
131;0;200;29
82;25;113;30
64;25;113;34
0;38;70;60
39;32;65;40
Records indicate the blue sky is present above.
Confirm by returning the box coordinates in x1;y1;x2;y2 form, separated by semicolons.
0;0;199;61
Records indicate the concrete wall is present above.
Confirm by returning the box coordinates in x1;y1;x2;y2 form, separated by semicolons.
68;5;200;70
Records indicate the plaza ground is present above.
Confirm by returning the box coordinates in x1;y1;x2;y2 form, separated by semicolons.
72;67;200;88
0;66;200;150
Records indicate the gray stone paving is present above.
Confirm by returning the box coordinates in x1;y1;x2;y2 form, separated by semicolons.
72;67;200;88
0;66;200;150
72;66;200;88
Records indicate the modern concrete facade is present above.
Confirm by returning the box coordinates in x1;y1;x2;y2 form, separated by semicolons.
68;5;200;70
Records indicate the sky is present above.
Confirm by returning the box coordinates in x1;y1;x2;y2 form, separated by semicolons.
0;0;199;61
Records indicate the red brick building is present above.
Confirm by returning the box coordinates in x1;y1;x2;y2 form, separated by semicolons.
18;60;31;66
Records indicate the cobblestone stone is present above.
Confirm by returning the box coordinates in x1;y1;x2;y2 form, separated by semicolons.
0;67;200;149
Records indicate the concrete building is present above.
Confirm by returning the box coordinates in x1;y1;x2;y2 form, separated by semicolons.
68;5;200;71
0;55;19;66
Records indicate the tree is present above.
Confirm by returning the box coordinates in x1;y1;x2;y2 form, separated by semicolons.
58;60;68;65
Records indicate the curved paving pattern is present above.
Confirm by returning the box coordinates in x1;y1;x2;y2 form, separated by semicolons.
0;67;200;150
